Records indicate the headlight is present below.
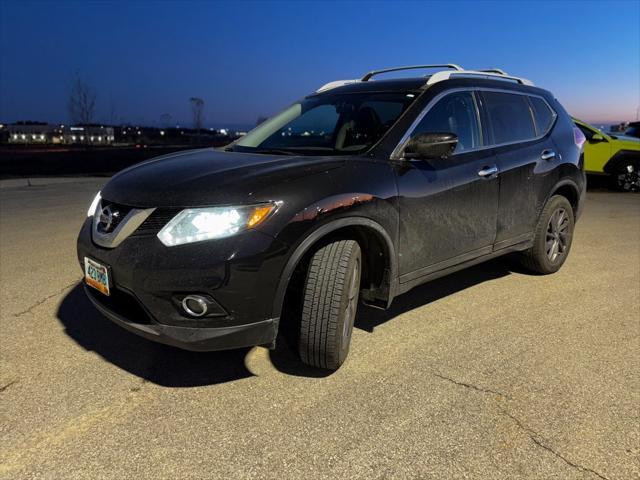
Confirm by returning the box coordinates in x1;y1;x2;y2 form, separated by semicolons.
87;192;101;217
157;203;279;247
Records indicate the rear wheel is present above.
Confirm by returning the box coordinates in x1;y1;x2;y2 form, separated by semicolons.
298;240;361;370
611;158;640;192
519;195;574;274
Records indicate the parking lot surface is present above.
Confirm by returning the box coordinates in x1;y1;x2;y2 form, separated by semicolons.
1;179;638;479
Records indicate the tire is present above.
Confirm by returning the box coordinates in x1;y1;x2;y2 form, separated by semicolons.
298;240;361;370
519;195;575;274
610;158;640;192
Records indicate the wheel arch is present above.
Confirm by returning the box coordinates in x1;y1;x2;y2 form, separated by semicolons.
271;217;397;321
548;179;581;216
603;149;640;175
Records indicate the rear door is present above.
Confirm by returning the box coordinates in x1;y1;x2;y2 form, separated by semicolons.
480;90;558;249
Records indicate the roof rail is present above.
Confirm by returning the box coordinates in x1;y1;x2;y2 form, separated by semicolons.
426;70;534;86
361;64;463;82
316;79;359;93
316;65;533;93
478;68;508;75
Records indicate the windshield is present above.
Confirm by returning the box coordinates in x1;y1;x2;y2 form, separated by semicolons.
233;92;417;155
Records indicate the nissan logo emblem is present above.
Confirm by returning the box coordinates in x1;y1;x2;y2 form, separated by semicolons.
99;205;120;232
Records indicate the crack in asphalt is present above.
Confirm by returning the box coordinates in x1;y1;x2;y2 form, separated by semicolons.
432;371;510;399
0;379;19;393
13;280;78;318
431;372;609;480
501;410;610;480
130;378;148;393
0;380;154;476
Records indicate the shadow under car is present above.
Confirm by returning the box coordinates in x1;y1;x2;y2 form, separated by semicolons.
58;258;515;385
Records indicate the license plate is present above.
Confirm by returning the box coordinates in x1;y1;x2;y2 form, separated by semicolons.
84;257;110;296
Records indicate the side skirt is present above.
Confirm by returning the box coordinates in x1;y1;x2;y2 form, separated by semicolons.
393;239;532;297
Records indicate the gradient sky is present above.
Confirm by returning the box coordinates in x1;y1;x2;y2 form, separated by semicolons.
1;0;638;127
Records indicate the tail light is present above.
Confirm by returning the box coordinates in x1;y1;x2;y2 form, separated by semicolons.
573;126;586;150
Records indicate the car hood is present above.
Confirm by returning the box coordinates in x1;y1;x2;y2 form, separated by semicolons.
100;148;344;207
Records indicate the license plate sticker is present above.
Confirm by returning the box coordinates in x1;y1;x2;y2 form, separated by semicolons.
84;257;110;296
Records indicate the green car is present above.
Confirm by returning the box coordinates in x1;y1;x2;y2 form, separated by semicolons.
574;118;640;192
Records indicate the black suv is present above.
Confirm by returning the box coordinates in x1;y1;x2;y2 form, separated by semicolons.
78;64;586;370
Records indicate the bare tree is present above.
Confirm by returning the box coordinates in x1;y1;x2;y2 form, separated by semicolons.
160;113;172;128
190;97;205;135
108;92;118;126
68;72;97;125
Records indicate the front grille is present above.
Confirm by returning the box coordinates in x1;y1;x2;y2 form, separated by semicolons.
95;199;180;237
132;208;182;236
96;200;133;234
86;285;152;325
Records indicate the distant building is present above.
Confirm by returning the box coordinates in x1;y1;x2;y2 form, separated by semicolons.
610;122;629;133
0;122;239;146
61;125;115;145
5;122;51;144
4;123;114;145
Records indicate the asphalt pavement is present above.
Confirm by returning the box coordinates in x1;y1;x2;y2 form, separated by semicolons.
0;179;638;479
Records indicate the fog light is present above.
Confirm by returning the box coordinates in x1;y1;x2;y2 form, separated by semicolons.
182;295;209;317
176;294;227;318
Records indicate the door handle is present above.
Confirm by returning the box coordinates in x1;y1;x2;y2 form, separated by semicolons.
478;165;498;178
541;149;556;161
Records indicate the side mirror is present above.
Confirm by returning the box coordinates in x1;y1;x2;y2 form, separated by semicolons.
403;132;458;160
590;133;606;143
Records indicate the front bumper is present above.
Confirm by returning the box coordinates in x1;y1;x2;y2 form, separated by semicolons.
77;218;288;351
84;285;277;351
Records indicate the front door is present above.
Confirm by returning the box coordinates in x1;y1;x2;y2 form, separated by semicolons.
395;91;499;281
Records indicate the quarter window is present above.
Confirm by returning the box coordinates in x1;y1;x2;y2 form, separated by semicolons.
412;91;481;153
529;96;555;135
483;91;536;144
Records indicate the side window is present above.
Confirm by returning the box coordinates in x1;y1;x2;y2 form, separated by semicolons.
529;96;556;135
412;91;481;153
483;91;536;144
576;123;594;140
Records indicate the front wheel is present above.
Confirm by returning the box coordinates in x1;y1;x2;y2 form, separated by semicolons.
519;195;575;274
298;240;361;370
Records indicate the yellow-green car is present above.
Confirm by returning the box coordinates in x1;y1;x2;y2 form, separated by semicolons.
573;118;640;192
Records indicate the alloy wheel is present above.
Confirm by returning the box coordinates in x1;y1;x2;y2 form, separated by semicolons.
546;208;569;262
616;163;640;192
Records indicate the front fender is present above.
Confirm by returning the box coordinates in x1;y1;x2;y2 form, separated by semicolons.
270;215;398;320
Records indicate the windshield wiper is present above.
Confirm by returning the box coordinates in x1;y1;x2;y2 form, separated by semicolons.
251;148;299;156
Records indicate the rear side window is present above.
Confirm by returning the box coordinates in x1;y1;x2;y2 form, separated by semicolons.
483;91;536;144
529;96;556;135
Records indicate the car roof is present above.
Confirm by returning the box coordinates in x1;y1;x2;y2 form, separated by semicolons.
312;75;545;97
311;77;426;96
